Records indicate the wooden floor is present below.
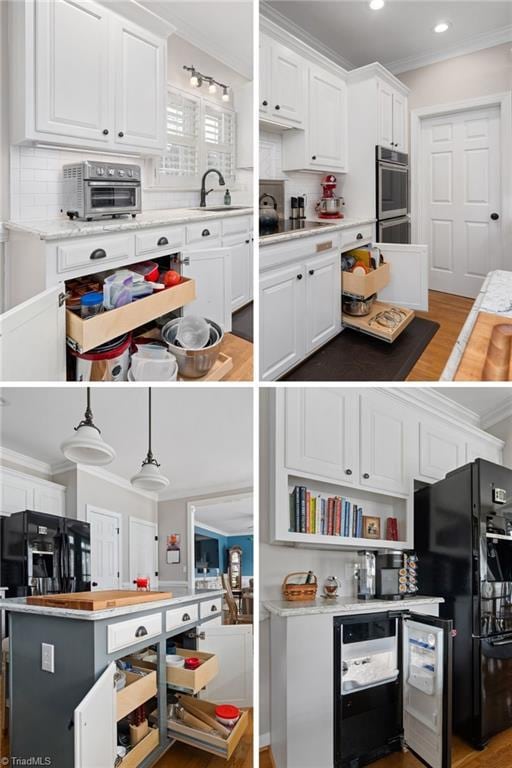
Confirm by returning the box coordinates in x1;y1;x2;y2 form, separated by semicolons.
407;290;473;381
155;710;253;768
222;333;253;381
260;729;512;768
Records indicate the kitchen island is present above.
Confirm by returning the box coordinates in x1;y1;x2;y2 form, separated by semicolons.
0;589;232;767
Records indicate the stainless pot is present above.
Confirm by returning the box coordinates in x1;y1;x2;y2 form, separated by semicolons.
342;293;376;317
161;318;224;378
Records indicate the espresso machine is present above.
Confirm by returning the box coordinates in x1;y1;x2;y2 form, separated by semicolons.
315;174;345;219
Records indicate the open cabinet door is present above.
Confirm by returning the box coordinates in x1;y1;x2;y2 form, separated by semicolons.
0;286;66;381
181;247;232;332
376;243;429;312
198;623;253;708
403;614;453;768
74;662;116;768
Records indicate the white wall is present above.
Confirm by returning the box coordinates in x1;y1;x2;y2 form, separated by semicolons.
398;43;512;111
487;415;512;469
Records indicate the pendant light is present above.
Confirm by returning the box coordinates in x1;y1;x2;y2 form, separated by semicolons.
131;389;169;491
61;388;116;466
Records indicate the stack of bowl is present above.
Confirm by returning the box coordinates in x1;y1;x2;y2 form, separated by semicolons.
161;316;224;378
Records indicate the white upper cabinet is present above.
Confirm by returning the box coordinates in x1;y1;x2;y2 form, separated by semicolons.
377;78;407;151
285;389;359;483
391;91;406;151
378;82;394;148
360;391;413;495
259;34;305;128
419;420;466;481
10;0;167;153
0;467;66;517
466;437;503;465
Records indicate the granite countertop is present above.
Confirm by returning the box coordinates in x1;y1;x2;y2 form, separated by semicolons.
441;270;512;380
5;207;253;241
259;217;375;246
0;589;224;621
263;595;444;618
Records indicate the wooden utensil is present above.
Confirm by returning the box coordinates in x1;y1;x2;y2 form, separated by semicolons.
176;695;231;738
175;706;216;734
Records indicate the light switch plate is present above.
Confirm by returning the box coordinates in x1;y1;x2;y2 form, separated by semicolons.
41;642;54;673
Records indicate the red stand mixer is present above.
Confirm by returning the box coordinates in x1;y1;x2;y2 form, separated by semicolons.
316;174;345;219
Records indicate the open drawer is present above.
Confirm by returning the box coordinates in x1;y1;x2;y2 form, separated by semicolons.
66;277;195;353
119;726;159;768
117;668;157;721
128;649;219;695
168;695;248;760
342;262;390;299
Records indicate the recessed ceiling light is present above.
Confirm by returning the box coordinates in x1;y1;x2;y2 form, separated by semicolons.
369;0;385;9
434;21;450;33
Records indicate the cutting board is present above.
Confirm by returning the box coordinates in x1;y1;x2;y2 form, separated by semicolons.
455;312;512;381
26;589;173;611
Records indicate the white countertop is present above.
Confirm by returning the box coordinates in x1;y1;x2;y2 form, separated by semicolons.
5;207;252;241
441;270;512;380
0;589;223;621
259;217;375;246
263;595;444;618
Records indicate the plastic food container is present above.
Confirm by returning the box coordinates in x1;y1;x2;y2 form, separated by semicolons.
166;654;185;668
184;657;201;670
129;345;178;381
80;291;103;318
176;315;210;349
131;261;159;283
215;704;241;728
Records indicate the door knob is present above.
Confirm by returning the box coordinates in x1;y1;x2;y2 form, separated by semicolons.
92;581;98;587
490;212;500;221
297;274;303;280
118;131;124;138
275;105;280;110
363;473;370;479
345;469;352;476
262;100;268;106
309;269;315;275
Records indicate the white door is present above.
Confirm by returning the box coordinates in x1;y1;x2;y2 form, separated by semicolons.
377;243;429;311
224;235;251;312
35;0;112;144
198;624;253;708
285;388;359;483
260;264;305;381
308;66;347;171
270;41;305;126
360;391;412;495
392;92;407;151
113;17;166;151
74;662;116;768
259;35;271;116
87;506;121;591
378;82;394;149
304;251;341;351
129;518;158;589
0;469;34;515
419;421;466;480
420;106;502;298
0;286;66;381
182;247;232;332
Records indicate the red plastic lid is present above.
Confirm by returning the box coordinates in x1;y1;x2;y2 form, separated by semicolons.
184;657;201;669
215;705;240;720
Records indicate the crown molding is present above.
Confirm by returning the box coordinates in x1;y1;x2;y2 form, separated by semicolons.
0;446;52;477
260;8;350;78
380;387;481;428
388;25;512;75
346;62;410;95
96;0;176;38
159;481;253;503
75;464;159;501
481;399;512;430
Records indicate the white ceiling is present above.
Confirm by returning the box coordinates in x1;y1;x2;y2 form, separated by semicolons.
138;0;253;78
0;387;252;498
436;387;512;419
195;495;253;534
264;1;512;73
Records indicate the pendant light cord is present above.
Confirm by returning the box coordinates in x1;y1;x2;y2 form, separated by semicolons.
144;388;160;467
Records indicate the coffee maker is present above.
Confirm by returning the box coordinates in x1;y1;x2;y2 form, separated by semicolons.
315;174;345;219
375;551;419;600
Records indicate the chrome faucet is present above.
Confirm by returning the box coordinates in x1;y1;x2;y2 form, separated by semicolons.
200;168;225;207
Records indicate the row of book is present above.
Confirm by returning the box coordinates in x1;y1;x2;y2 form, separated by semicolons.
290;486;366;538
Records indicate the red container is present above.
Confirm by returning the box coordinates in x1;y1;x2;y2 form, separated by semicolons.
215;704;241;726
184;657;201;670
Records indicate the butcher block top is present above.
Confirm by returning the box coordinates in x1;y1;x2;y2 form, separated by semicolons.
26;589;173;611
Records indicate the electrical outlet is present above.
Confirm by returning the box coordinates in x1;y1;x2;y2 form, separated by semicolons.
41;642;54;673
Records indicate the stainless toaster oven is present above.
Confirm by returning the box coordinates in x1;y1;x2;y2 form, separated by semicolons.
63;161;141;221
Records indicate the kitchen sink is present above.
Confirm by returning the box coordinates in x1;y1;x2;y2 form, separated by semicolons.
189;206;249;212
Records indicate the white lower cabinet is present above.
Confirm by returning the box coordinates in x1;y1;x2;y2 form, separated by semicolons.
182;247;232;332
260;248;341;381
0;467;65;516
223;233;253;312
75;662;117;768
376;242;429;311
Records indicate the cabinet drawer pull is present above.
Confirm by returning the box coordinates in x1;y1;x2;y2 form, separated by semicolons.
245;239;250;244
316;240;333;253
118;131;124;138
210;605;218;612
157;236;169;246
309;269;315;276
345;469;352;476
262;100;268;106
135;625;148;637
182;613;191;622
275;104;280;110
202;229;210;237
297;274;303;280
363;473;370;479
90;248;107;260
102;129;109;135
356;233;363;240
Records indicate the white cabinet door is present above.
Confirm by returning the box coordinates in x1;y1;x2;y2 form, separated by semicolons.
260;264;305;381
74;662;116;768
270;41;305;126
378;82;394;149
466;438;502;465
0;469;34;515
198;624;253;709
0;286;66;382
224;234;252;312
308;65;347;171
419;420;466;480
182;247;232;332
392;92;407;151
113;18;166;151
259;35;271;116
285;388;359;483
33;486;65;516
360;391;412;494
35;0;112;144
304;251;341;351
377;243;429;311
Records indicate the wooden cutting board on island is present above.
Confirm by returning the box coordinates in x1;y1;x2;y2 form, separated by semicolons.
26;589;172;611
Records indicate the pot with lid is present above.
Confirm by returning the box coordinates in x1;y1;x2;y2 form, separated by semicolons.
259;193;279;235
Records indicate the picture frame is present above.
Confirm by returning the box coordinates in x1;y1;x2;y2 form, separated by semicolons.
362;515;381;540
166;533;181;564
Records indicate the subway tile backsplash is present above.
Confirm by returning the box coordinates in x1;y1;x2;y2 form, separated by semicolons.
10;146;252;222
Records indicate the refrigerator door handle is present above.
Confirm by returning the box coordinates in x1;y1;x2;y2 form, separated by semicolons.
490;638;512;647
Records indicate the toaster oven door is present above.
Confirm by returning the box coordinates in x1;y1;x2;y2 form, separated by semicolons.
85;181;140;215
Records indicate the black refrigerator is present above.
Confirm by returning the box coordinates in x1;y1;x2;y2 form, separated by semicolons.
1;510;91;597
415;459;512;749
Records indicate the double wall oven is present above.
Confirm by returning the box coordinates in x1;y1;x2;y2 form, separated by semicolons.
376;146;410;244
